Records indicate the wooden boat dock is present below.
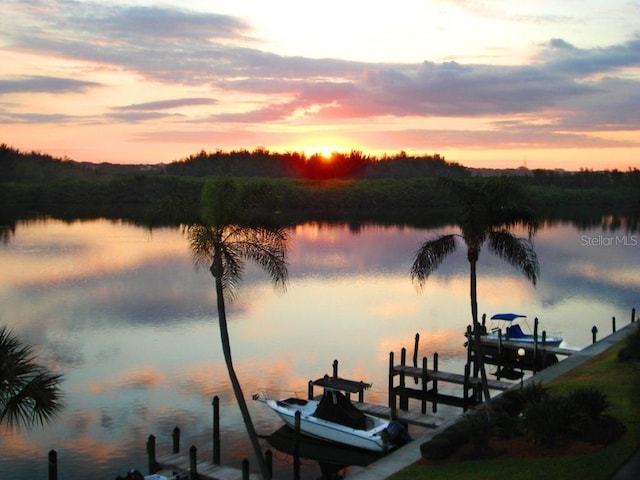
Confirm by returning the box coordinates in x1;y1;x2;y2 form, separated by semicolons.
388;349;513;412
154;452;260;480
353;401;444;428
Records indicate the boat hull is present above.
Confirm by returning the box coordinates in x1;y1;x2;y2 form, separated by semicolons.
482;333;563;348
265;399;389;452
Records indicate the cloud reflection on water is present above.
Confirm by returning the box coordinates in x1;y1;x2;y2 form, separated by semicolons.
0;217;637;479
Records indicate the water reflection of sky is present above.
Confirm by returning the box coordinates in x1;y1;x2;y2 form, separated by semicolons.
0;218;637;479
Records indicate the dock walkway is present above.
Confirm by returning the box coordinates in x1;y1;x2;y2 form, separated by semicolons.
353;401;444;428
155;453;260;480
391;365;513;391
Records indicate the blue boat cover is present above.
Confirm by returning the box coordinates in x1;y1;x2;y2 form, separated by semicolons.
490;313;526;321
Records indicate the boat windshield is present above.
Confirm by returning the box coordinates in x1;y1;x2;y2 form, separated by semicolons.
313;391;367;430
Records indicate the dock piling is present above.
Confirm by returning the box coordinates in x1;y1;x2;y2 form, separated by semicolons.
592;325;598;344
147;434;157;474
48;449;57;480
172;426;180;454
189;445;197;480
242;459;250;480
212;396;220;464
294;411;301;480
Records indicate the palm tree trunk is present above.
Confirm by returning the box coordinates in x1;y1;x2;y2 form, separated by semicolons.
215;275;271;479
469;257;491;403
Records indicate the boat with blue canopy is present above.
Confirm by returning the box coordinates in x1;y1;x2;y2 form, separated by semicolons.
484;313;563;347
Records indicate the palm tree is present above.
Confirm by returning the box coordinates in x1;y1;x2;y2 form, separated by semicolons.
1;326;63;429
188;177;288;480
410;177;539;401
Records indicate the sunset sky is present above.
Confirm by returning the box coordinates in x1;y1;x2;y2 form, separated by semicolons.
1;0;639;170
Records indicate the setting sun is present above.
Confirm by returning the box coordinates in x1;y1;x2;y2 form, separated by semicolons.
304;146;338;161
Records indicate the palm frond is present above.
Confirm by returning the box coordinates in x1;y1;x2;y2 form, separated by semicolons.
410;234;458;289
1;327;64;430
488;230;540;285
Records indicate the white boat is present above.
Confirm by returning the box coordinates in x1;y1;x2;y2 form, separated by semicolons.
483;313;563;347
256;376;410;453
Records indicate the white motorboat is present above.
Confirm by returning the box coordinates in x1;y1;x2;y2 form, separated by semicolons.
483;313;563;347
256;376;410;453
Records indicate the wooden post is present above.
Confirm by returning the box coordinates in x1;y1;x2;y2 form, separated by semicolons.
481;313;486;329
463;363;470;412
632;307;636;323
413;333;420;385
533;318;539;374
265;449;273;479
399;348;408;410
146;435;157;474
189;445;198;480
307;380;313;400
421;356;428;414
293;411;301;480
212;396;220;465
172;426;180;454
612;316;616;332
388;351;395;411
333;359;338;378
497;328;503;377
358;382;364;403
48;449;57;480
432;353;439;414
592;325;598;344
242;459;250;480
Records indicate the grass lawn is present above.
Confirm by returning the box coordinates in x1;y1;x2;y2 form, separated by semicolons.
389;331;640;480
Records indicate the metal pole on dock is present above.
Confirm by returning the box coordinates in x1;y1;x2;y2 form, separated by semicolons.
212;396;220;464
613;316;617;332
48;449;57;480
632;307;636;323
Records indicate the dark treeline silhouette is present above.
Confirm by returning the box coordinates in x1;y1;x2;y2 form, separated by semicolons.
164;147;467;180
2;143;638;228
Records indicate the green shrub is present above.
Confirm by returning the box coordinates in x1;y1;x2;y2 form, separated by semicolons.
568;387;609;419
522;394;586;446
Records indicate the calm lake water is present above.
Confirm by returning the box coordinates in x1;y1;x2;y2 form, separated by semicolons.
1;216;638;479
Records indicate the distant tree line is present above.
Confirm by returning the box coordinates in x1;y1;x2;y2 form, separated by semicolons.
164;147;469;180
1;143;638;227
